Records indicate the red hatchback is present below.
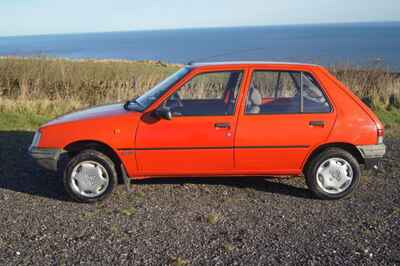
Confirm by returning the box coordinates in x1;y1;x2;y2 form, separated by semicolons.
29;62;386;202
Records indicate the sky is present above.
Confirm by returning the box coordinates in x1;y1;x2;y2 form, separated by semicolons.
1;0;400;37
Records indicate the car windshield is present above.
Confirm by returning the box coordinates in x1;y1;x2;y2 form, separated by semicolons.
135;67;190;110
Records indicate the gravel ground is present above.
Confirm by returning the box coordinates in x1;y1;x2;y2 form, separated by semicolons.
0;131;399;265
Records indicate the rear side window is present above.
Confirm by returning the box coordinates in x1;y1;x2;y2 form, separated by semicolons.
245;70;331;114
302;73;331;113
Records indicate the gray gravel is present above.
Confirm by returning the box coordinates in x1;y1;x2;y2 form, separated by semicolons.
0;131;399;265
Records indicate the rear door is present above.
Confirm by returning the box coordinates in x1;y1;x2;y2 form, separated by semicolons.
235;67;336;173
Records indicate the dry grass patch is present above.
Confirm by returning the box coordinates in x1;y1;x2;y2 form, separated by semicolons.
120;207;136;217
169;256;189;266
207;212;221;225
223;243;236;252
0;57;399;129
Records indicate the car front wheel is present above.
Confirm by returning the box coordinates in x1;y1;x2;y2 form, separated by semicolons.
305;148;361;200
63;149;117;203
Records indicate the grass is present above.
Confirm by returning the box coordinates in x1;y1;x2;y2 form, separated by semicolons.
0;57;399;132
375;106;400;126
207;212;221;225
0;111;50;131
169;257;189;266
0;57;178;116
120;207;136;217
223;243;236;252
330;64;400;130
0;57;178;130
135;191;145;198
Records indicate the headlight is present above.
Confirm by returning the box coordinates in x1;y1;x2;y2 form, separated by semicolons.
30;130;42;148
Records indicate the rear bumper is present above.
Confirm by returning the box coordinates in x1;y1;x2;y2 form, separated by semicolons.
28;146;66;171
357;144;386;170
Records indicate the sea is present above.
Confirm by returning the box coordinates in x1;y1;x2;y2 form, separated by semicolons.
0;22;399;70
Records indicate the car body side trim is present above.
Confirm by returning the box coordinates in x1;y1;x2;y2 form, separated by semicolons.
117;145;309;151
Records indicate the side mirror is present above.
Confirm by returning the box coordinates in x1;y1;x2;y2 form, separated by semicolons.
154;107;172;120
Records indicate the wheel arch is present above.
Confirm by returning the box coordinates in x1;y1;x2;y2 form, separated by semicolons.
303;142;364;173
63;140;124;182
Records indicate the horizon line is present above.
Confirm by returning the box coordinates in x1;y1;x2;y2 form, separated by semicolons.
1;20;399;39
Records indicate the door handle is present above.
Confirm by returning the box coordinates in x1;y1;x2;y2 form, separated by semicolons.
309;120;325;127
214;122;231;129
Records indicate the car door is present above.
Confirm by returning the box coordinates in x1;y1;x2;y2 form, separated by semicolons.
135;68;246;175
235;67;336;174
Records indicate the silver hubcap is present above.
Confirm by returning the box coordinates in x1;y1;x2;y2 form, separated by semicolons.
316;157;353;194
70;161;109;198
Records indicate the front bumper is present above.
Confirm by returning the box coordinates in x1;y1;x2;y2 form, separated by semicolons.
28;146;66;171
357;144;386;170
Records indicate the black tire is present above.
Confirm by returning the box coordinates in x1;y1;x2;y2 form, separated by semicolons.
63;149;117;203
305;148;361;200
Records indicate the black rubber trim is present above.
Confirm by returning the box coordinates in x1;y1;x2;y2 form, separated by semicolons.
117;145;309;151
236;145;309;149
118;147;232;151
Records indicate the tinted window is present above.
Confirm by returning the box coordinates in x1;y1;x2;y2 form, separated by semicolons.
245;71;331;114
164;71;243;116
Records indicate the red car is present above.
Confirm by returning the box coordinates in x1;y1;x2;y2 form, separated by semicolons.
29;62;386;203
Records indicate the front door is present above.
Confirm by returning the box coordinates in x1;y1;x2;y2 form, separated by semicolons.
136;69;245;176
235;68;336;173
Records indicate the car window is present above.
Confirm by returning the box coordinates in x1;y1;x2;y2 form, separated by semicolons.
302;73;331;113
164;71;243;116
245;71;331;114
246;71;301;114
135;67;190;110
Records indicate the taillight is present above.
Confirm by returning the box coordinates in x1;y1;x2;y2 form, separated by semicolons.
377;128;384;144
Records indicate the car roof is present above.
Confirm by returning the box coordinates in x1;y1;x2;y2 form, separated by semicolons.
187;61;321;68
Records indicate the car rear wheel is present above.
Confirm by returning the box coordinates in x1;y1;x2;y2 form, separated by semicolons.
305;148;360;200
63;149;117;203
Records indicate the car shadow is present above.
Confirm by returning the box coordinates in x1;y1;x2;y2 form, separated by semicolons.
134;176;312;199
0;131;70;202
0;131;312;202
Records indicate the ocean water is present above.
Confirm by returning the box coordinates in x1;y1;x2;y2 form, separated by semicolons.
0;22;399;70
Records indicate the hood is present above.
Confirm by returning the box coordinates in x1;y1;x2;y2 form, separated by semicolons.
43;103;128;127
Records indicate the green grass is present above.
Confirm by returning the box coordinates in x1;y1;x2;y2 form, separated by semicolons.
374;106;400;136
0;111;51;131
375;106;400;126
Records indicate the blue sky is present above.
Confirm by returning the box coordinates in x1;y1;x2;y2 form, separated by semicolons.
1;0;399;36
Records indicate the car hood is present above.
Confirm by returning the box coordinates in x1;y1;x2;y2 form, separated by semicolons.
43;103;128;127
